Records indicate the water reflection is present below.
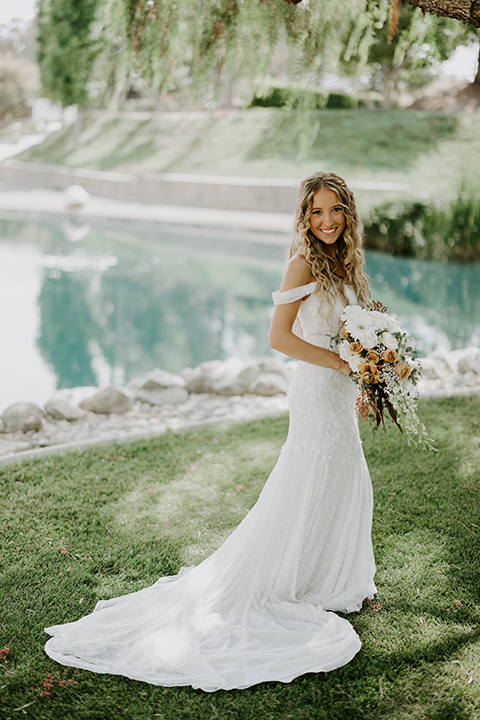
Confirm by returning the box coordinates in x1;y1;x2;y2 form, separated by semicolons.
37;272;99;388
366;252;480;352
0;218;478;410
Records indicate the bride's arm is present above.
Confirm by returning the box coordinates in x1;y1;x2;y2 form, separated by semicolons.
269;254;350;375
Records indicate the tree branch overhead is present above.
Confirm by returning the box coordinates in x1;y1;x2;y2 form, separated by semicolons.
407;0;480;27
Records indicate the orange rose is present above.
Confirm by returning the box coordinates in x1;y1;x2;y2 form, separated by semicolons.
394;363;412;380
366;350;380;363
358;361;369;374
350;341;363;354
341;325;348;338
360;372;373;386
368;364;381;383
382;349;398;364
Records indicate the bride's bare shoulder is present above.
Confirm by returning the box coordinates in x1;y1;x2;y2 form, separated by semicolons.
280;253;315;291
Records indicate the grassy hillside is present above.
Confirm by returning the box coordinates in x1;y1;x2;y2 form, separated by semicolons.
17;108;480;198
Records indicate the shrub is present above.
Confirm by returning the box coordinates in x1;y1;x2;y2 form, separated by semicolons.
364;190;480;261
249;83;357;110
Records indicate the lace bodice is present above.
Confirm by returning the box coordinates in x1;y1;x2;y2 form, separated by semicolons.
273;281;358;350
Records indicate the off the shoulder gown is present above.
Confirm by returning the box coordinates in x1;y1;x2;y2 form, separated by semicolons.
45;281;376;691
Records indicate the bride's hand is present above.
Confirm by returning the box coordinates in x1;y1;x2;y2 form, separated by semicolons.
336;357;351;376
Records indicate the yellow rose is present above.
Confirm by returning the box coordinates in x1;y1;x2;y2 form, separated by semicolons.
394;363;412;380
366;350;380;363
360;371;374;386
367;364;381;383
382;349;398;364
341;325;349;339
350;341;363;354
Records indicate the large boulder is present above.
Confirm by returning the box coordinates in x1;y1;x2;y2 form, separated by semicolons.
126;368;188;405
248;373;289;396
79;387;133;414
139;368;185;389
420;350;456;381
1;402;43;433
448;346;480;375
235;357;291;395
44;397;84;421
181;357;294;396
50;387;98;407
182;357;247;395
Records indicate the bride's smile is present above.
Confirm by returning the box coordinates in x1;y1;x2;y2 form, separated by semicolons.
309;187;346;246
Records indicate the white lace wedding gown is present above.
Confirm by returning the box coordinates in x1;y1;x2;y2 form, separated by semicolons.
45;281;376;691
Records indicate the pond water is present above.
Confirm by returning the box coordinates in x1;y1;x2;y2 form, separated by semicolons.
1;217;479;412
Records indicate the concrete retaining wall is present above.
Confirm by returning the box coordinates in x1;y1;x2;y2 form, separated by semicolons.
0;159;411;213
0;160;300;212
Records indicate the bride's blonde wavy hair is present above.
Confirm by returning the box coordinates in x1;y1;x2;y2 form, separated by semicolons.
290;171;371;308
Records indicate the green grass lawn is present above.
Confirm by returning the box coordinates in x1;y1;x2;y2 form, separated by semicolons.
17;108;480;199
1;395;479;720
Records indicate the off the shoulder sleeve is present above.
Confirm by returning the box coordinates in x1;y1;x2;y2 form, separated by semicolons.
272;281;317;305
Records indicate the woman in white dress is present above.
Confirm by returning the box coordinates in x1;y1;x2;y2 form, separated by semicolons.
45;171;376;692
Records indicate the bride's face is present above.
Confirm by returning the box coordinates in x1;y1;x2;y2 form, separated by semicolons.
309;188;345;246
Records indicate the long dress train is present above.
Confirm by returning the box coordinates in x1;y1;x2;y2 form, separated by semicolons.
44;282;376;691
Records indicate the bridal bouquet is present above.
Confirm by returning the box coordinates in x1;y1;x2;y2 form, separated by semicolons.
332;301;433;447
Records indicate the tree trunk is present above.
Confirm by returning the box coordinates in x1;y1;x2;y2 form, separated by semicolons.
381;67;395;109
407;0;480;27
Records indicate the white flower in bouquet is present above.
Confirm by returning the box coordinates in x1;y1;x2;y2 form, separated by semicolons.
342;308;374;340
339;341;354;361
382;331;399;350
358;330;378;349
385;315;401;333
348;354;363;372
403;380;417;397
342;305;364;321
368;310;389;332
407;357;421;371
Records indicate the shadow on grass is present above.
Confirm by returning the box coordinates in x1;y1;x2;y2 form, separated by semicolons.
246;110;459;169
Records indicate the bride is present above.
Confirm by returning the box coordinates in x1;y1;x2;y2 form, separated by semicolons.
45;171;377;692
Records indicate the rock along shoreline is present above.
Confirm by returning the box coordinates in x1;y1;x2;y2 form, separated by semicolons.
1;348;479;465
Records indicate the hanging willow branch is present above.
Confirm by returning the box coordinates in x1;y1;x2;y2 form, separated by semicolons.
284;0;480;27
114;0;478;103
